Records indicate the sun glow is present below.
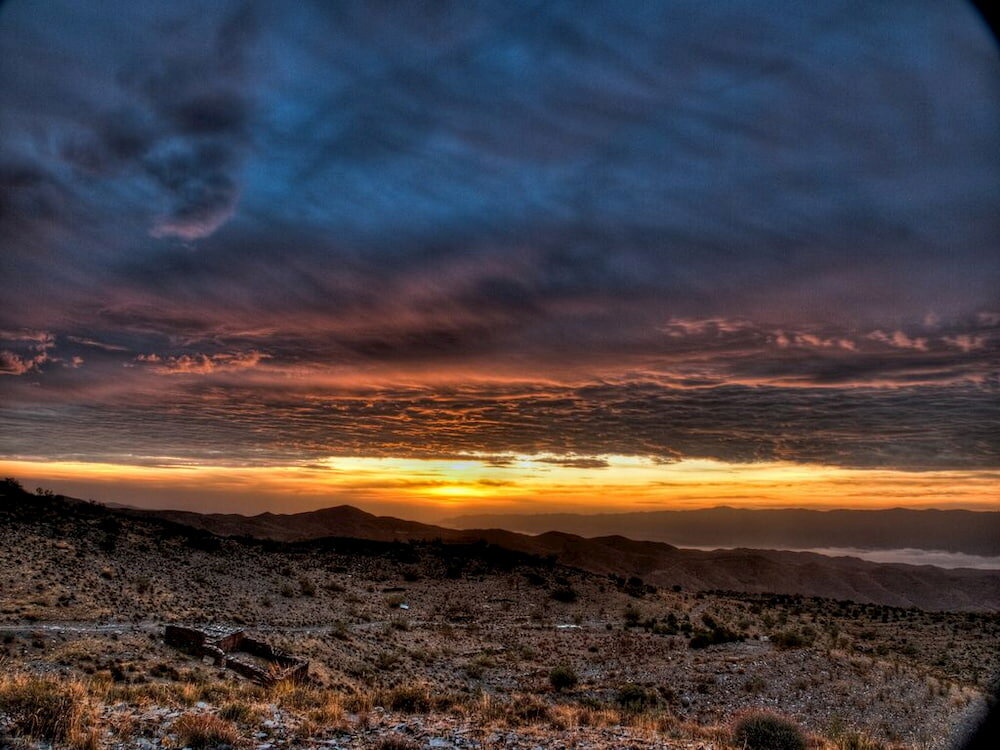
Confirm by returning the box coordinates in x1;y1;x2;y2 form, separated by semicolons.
1;455;996;520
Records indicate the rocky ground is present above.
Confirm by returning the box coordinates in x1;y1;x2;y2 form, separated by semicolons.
1;488;997;749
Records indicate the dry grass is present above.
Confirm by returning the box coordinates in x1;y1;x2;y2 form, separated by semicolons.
0;664;920;750
0;668;97;748
172;711;242;749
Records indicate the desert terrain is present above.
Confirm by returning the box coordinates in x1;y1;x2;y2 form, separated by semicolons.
1;480;998;749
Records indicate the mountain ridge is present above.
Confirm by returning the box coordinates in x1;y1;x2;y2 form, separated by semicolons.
441;506;1000;555
119;501;1000;611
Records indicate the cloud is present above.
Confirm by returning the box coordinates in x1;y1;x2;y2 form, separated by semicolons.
0;1;997;477
1;377;996;471
135;350;268;374
0;350;45;376
867;330;929;351
66;336;130;352
0;330;56;376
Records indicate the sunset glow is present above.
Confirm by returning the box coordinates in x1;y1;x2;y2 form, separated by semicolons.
2;455;995;520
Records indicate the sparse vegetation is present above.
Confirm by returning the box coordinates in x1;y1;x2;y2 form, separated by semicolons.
549;664;579;692
172;712;242;749
0;671;93;746
732;711;807;750
378;736;421;750
550;586;578;603
771;628;814;649
385;683;432;713
0;485;995;749
616;683;657;713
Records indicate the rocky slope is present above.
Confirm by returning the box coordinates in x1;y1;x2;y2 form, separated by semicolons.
132;503;1000;611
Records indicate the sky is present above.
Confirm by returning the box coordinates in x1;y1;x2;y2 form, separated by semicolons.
0;0;998;520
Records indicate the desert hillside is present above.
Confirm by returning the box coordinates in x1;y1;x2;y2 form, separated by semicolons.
1;482;998;749
131;503;1000;611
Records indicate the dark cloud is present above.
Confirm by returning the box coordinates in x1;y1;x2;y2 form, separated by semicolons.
1;379;996;471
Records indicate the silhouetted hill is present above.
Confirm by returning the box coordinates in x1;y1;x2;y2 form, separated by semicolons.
138;504;444;543
442;507;1000;555
118;497;1000;611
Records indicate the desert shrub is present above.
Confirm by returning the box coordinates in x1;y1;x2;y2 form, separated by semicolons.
464;654;496;679
386;684;432;713
771;629;813;649
549;664;579;692
732;711;807;750
509;695;551;723
389;616;409;631
689;625;743;649
616;683;657;713
299;577;316;596
0;672;91;743
330;619;350;640
550;587;578;603
172;712;241;749
218;700;254;723
833;731;885;750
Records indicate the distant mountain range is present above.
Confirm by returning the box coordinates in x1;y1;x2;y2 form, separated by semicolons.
126;503;1000;611
441;507;1000;556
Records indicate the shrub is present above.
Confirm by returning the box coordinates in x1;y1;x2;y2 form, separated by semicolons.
299;577;316;597
616;683;657;713
172;712;241;749
387;684;432;713
218;700;254;723
732;711;807;750
834;731;885;750
465;654;496;679
0;672;91;743
549;665;578;692
623;606;641;626
550;587;578;603
689;625;743;649
771;629;813;649
510;695;551;723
